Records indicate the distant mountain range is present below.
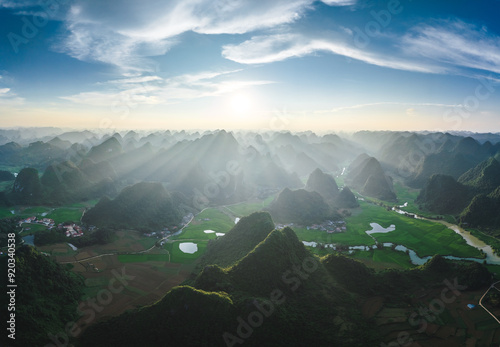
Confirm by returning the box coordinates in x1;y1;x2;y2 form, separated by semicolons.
2;128;500;230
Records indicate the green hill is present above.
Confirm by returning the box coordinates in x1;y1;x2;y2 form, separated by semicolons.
10;167;42;204
305;168;339;204
336;186;359;208
267;188;331;224
82;182;183;230
225;227;315;296
196;212;275;270
86;137;123;163
416;174;471;214
78;285;237;347
79;219;373;347
347;155;396;201
458;157;500;194
41;159;117;204
460;188;500;228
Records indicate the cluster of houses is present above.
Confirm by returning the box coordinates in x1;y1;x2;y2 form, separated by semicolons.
20;216;56;228
143;213;195;239
274;220;347;234
20;215;86;238
307;220;347;234
181;213;194;225
143;230;170;238
62;224;84;238
275;222;296;229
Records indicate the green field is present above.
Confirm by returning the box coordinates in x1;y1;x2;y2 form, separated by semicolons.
485;264;500;277
165;241;208;264
20;223;48;234
224;195;275;217
349;248;416;270
0;205;86;224
295;200;483;260
293;225;375;246
393;182;456;223
0;206;51;219
173;208;234;240
352;201;483;258
46;208;84;224
0;207;15;219
68;199;100;208
22;206;51;215
118;254;170;263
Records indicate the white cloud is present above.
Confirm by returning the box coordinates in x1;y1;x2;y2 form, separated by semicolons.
0;86;25;106
61;69;273;106
403;20;500;75
56;0;356;73
104;76;163;86
222;33;441;73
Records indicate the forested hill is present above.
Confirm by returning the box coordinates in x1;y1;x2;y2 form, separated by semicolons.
82;181;184;231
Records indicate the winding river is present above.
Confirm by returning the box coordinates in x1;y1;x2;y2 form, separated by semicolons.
392;206;500;265
302;206;500;265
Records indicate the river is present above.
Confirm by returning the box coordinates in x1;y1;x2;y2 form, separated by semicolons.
392;206;500;265
301;206;500;266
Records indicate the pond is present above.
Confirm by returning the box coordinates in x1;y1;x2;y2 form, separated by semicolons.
179;242;198;254
22;235;34;246
365;223;396;237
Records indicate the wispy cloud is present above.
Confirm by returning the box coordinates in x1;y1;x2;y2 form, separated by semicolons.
55;0;356;73
403;19;500;75
222;33;441;73
0;77;25;106
61;69;273;106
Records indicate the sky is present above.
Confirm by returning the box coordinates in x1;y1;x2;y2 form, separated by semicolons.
0;0;499;133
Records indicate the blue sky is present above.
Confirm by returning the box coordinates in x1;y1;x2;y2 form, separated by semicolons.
0;0;499;132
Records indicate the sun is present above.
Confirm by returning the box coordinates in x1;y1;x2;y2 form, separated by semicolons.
229;93;253;117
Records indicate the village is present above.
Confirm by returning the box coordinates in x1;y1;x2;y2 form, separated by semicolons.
275;219;347;233
143;213;194;238
20;216;84;238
